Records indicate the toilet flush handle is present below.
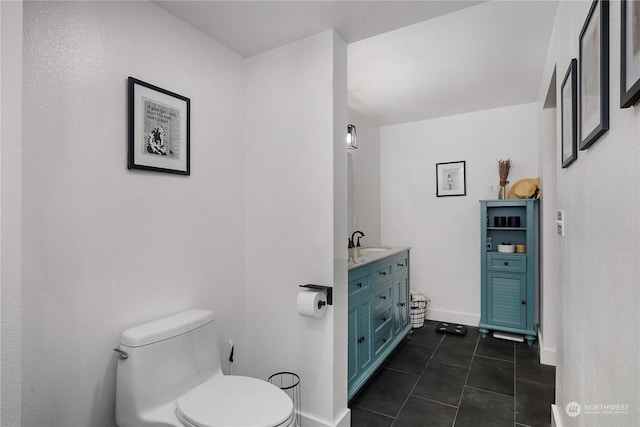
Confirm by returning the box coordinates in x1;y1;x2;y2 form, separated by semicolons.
112;348;129;360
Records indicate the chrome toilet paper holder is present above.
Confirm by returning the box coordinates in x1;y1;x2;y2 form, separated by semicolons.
299;284;333;306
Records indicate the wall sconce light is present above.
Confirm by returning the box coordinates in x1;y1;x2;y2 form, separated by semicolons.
346;124;357;149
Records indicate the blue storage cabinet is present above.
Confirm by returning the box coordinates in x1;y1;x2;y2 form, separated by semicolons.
479;200;538;345
348;250;411;400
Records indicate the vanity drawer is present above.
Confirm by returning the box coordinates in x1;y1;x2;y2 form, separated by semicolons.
393;253;409;276
373;322;393;356
373;284;393;311
372;260;393;285
488;254;526;273
348;268;372;299
373;306;393;331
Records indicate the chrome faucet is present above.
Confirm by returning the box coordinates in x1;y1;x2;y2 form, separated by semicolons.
349;231;365;248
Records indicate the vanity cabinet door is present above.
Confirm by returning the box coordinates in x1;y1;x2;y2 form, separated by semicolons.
393;274;410;335
348;298;372;386
487;272;526;330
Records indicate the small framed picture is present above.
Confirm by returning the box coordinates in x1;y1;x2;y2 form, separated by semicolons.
436;161;466;197
579;0;609;150
128;77;190;175
621;0;640;108
561;59;578;168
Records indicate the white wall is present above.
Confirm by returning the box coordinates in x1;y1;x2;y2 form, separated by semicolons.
243;30;348;427
538;83;559;366
541;2;640;425
22;2;245;426
1;1;23;425
380;103;539;325
332;33;350;427
347;108;381;247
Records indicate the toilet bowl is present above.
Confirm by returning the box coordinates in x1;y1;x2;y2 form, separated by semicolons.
114;309;295;427
176;376;296;427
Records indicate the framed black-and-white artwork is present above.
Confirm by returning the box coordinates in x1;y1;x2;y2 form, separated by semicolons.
561;59;578;168
128;77;190;175
579;0;609;150
621;0;640;108
436;161;466;197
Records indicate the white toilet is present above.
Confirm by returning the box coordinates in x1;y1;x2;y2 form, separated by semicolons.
114;309;295;427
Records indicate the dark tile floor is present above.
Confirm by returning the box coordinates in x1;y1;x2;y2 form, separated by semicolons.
349;320;556;427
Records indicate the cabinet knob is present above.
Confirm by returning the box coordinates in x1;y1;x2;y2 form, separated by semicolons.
379;295;387;299
356;282;362;288
358;336;365;343
504;261;509;266
382;317;387;321
379;271;387;276
397;263;404;267
398;302;406;307
382;338;387;343
521;300;526;305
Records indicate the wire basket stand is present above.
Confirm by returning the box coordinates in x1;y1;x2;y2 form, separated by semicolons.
268;371;301;427
410;293;429;328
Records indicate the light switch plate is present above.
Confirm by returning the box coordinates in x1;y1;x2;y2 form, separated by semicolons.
556;210;565;236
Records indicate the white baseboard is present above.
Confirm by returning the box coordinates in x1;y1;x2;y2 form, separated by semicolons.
538;329;557;367
334;408;351;427
300;413;329;427
426;308;480;327
301;408;350;427
551;404;563;427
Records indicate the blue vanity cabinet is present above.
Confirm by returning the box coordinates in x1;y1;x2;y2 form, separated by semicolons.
348;249;411;400
479;200;538;345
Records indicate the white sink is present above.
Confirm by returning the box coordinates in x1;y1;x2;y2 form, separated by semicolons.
359;247;392;252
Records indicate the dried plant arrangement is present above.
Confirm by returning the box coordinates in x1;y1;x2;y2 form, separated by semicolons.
498;159;512;182
497;159;512;199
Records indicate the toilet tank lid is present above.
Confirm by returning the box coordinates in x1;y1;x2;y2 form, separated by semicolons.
120;309;214;347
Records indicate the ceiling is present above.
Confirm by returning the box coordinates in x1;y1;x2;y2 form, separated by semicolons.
154;1;558;126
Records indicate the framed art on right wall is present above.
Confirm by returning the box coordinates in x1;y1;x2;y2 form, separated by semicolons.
561;59;578;168
621;0;640;108
579;0;609;149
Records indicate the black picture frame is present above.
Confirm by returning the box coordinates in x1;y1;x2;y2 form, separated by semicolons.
561;59;578;168
621;0;640;108
128;77;190;175
436;161;466;197
579;0;609;150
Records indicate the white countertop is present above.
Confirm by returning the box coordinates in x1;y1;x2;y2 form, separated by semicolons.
348;246;411;270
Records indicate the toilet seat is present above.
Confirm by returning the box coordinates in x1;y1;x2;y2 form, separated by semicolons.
176;375;295;427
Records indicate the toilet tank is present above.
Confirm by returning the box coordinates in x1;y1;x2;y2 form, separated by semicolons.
115;310;222;426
